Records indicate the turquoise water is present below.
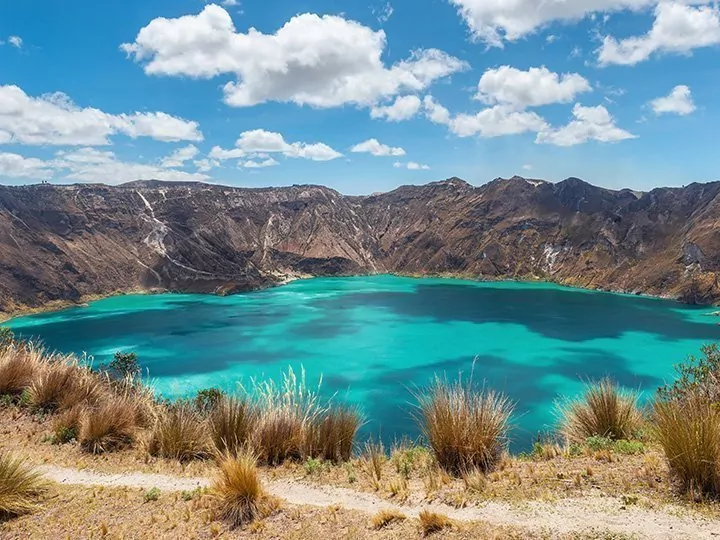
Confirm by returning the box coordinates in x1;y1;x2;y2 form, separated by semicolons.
7;276;720;449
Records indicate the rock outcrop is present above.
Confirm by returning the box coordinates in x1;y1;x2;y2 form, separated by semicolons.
1;176;719;316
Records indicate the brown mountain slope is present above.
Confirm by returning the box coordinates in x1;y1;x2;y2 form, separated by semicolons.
1;176;719;317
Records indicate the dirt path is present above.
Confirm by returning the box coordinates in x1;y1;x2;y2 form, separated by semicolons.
39;465;720;539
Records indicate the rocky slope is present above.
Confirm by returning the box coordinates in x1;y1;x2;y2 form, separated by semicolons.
1;176;719;317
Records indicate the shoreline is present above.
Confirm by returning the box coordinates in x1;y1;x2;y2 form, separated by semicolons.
1;271;713;324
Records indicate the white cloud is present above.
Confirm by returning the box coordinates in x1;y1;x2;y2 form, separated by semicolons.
193;158;217;172
208;146;246;160
161;145;200;168
221;0;239;6
53;148;210;184
394;161;430;170
449;0;655;46
370;95;422;121
476;66;592;108
240;158;278;168
235;129;342;161
0;85;203;146
523;164;533;171
424;96;548;138
536;104;636;146
0;152;54;179
351;138;406;157
651;84;696;115
121;5;467;109
374;2;394;23
8;36;22;49
0;147;211;184
598;2;720;66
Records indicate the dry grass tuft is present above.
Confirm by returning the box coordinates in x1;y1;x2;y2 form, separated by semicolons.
418;510;452;536
51;406;83;444
361;440;387;490
214;450;279;528
0;452;46;518
79;397;138;454
653;396;720;497
147;403;210;462
251;367;323;465
559;378;642;444
0;345;39;397
209;396;257;456
415;375;513;475
305;405;362;463
371;508;407;529
28;358;105;412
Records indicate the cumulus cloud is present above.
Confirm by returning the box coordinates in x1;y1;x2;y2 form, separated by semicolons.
424;96;548;138
235;129;342;161
536;104;636;146
0;147;211;184
476;66;592;108
598;2;720;66
370;95;422;121
449;0;655;46
121;5;467;110
0;85;203;146
0;152;54;179
8;36;22;48
193;158;218;172
351;138;406;157
393;161;430;170
161;145;200;168
651;85;696;115
240;158;279;168
209;130;342;164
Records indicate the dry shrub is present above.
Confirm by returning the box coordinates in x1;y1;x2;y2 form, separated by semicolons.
418;510;451;536
0;345;39;397
214;450;279;528
653;396;720;497
79;397;138;454
252;367;323;465
559;378;642;444
209;396;258;456
415;375;513;475
147;403;210;462
371;508;407;529
0;452;46;518
361;440;387;490
28;357;104;412
52;406;83;444
304;405;362;462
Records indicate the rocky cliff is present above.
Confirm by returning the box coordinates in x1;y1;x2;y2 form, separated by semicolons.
1;176;719;317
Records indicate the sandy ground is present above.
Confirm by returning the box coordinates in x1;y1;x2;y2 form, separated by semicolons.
38;465;720;539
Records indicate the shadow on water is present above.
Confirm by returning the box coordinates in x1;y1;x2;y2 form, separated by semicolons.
309;283;720;342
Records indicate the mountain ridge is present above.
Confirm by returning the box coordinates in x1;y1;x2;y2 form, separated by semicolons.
1;175;719;318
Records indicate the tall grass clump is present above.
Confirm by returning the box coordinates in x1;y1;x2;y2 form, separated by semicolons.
209;396;258;456
0;453;46;518
415;375;513;475
28;355;106;413
79;396;139;454
558;378;642;444
654;395;720;497
147;402;209;462
0;344;39;398
214;450;279;528
304;405;363;462
251;367;323;465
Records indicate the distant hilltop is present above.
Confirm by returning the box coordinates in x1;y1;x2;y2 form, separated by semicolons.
1;175;719;317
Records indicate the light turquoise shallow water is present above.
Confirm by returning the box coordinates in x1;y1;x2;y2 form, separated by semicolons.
7;276;720;449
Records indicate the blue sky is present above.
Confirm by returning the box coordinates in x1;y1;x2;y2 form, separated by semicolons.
1;0;719;194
